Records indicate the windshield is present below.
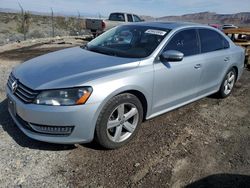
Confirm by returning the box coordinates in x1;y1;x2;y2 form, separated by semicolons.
86;25;170;58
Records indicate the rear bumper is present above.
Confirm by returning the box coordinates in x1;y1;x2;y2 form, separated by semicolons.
6;87;100;144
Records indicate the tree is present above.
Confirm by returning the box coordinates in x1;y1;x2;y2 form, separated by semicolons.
17;2;31;40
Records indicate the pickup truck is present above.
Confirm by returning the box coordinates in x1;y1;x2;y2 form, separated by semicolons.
85;12;143;37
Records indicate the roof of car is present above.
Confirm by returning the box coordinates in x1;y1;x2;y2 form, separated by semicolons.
129;21;203;30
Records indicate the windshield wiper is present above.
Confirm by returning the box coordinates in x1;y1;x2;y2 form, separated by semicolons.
87;46;118;57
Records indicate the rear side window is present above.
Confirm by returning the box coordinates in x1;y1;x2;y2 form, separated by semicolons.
133;15;142;22
127;14;133;22
109;13;125;22
164;29;199;57
199;29;230;53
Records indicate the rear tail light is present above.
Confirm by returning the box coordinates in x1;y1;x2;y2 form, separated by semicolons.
102;21;106;29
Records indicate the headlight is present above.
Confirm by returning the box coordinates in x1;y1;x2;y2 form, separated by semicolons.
34;87;92;106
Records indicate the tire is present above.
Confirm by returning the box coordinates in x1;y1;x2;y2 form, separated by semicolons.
247;57;250;69
217;68;236;98
91;30;97;38
95;93;143;149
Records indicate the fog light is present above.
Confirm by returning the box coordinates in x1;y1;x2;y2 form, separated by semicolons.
29;124;74;135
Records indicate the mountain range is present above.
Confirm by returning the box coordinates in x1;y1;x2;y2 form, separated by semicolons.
157;12;250;26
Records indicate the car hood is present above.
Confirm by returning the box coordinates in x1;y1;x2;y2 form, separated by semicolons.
14;47;140;90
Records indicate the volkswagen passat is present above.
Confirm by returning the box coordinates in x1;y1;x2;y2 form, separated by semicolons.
6;22;244;149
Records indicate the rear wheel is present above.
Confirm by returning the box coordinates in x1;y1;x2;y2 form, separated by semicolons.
218;68;236;98
95;93;143;149
247;56;250;69
91;29;97;38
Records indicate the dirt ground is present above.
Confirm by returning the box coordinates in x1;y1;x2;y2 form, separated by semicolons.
0;43;249;188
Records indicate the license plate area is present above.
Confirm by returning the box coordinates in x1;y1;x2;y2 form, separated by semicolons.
8;96;16;116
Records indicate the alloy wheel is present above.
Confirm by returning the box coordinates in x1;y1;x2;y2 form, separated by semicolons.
107;103;139;143
223;70;235;95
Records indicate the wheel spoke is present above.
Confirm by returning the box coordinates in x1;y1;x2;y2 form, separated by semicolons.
228;83;234;90
117;104;125;118
114;125;123;142
224;85;228;92
123;122;135;133
229;75;235;82
107;119;120;129
224;80;228;86
124;107;138;121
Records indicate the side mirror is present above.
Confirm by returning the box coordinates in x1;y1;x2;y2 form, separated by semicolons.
160;50;184;62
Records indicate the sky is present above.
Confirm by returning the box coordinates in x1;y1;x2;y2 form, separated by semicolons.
0;0;250;17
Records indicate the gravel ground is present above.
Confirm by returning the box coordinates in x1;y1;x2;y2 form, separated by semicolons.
0;44;249;187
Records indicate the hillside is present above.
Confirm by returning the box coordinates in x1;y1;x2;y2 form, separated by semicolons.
158;12;250;26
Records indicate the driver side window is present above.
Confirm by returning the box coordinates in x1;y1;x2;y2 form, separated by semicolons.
164;29;200;57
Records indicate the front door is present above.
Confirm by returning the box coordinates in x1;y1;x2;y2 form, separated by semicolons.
152;29;202;115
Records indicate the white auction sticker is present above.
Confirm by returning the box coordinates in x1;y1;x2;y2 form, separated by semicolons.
145;29;167;36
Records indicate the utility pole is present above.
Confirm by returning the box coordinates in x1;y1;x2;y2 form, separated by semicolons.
18;2;24;18
77;10;81;35
51;8;55;37
98;12;102;19
17;2;30;40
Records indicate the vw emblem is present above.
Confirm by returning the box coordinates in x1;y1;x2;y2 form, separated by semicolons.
11;80;18;93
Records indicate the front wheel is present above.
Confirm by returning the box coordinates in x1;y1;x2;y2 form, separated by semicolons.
95;93;143;149
217;68;236;98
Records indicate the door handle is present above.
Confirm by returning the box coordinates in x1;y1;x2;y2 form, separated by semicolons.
224;57;230;62
194;64;201;69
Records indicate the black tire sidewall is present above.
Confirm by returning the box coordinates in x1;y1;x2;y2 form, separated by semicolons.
95;93;143;149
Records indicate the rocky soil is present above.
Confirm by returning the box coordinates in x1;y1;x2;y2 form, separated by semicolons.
0;42;249;187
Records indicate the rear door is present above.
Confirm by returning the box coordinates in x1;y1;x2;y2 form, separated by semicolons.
196;28;231;96
127;14;133;22
152;29;203;114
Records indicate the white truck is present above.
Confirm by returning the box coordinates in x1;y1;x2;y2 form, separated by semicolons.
85;12;143;37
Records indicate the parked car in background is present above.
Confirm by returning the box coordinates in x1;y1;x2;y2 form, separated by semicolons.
208;24;221;30
224;28;250;68
7;22;245;149
86;12;143;37
222;24;238;30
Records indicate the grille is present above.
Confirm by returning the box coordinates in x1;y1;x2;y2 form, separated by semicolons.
7;73;39;103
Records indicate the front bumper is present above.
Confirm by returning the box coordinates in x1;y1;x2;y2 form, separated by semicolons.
6;87;100;144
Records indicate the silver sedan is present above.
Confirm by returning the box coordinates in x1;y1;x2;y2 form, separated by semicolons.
6;22;245;149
